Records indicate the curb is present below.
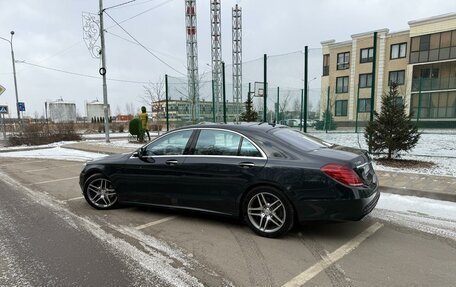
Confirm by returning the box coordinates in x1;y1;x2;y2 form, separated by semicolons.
0;146;53;153
379;186;456;203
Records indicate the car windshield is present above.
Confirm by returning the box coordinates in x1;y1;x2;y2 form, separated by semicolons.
272;128;333;151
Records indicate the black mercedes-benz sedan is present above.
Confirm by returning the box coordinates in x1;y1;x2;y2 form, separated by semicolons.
80;123;379;238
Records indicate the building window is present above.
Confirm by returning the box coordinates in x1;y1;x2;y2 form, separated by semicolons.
411;92;456;119
391;43;407;59
358;98;371;113
336;76;349;93
389;70;405;86
359;73;372;88
410;29;456;64
337;52;350;70
360;47;374;63
323;54;330;76
335;100;348;116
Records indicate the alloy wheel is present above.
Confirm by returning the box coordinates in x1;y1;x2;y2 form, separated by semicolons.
247;192;286;233
86;178;118;209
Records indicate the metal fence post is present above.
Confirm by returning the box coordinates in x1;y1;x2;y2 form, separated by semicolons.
165;74;169;131
304;46;308;133
276;87;280;123
263;54;267;122
222;61;227;124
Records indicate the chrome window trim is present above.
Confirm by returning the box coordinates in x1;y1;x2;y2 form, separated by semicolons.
356;162;369;169
131;127;268;159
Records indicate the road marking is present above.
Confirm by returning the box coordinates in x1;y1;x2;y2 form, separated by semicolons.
30;176;79;185
282;222;383;287
135;216;178;230
64;196;85;202
0;160;48;167
24;164;82;173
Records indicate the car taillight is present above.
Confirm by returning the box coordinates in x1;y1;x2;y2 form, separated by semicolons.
320;164;364;187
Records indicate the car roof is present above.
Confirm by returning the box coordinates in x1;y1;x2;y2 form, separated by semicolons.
178;122;286;133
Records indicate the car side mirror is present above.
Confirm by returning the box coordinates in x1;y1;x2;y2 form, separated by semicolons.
137;147;145;158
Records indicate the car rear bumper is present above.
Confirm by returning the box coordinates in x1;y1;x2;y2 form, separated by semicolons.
295;186;380;222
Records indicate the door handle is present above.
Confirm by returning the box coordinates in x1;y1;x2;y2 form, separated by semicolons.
166;159;179;166
239;162;255;168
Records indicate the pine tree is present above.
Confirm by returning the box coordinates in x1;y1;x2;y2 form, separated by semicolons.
365;83;420;159
240;93;258;122
315;110;337;130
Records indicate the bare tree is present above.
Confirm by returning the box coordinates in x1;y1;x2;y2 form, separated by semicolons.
140;77;165;121
278;91;292;119
292;98;300;119
115;105;121;116
125;102;135;116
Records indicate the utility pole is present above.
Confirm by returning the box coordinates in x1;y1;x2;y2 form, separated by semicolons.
0;32;21;125
99;0;110;143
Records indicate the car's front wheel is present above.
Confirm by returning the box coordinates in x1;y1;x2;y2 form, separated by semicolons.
83;173;119;210
243;186;294;238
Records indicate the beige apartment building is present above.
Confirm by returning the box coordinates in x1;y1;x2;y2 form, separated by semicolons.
321;13;456;127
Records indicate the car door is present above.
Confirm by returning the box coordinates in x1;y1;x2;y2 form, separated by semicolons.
118;129;195;206
176;129;267;215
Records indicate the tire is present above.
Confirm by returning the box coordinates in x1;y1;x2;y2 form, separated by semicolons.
83;173;119;210
243;186;294;238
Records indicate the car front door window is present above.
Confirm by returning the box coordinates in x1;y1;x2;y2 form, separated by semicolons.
144;130;193;156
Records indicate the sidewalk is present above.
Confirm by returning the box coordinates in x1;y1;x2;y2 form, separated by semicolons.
63;142;136;155
61;141;456;203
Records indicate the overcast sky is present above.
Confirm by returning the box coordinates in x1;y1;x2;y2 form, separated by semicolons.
0;0;455;118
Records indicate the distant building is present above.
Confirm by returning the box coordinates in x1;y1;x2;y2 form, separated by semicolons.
48;99;76;123
152;99;243;123
321;13;456;128
86;100;111;122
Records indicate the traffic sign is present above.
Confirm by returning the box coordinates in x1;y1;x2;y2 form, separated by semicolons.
18;102;25;112
0;85;5;96
0;105;8;114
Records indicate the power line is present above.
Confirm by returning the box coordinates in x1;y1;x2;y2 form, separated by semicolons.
104;0;137;10
109;0;159;9
106;0;176;29
19;61;152;84
104;10;186;76
104;30;186;64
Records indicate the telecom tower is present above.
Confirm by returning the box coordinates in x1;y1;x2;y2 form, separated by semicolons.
210;0;222;122
185;0;200;122
232;4;242;115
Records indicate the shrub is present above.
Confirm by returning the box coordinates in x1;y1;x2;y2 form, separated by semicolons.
7;123;81;146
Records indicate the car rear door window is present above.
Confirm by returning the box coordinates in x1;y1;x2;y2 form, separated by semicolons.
195;130;241;156
272;128;332;151
144;130;193;156
239;138;262;157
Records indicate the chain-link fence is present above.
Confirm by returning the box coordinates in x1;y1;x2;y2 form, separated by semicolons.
162;46;456;133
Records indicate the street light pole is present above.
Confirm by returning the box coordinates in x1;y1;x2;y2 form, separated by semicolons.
99;0;110;143
0;31;21;125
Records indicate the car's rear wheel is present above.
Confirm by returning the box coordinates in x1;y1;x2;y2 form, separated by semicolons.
83;173;118;210
243;186;294;238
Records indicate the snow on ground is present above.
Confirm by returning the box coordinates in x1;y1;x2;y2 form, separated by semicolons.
372;193;456;240
309;132;456;176
88;139;143;149
0;146;106;162
0;141;78;152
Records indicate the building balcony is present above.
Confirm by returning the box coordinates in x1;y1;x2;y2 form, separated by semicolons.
412;77;456;92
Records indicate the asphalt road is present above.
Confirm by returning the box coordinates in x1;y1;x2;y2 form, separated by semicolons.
1;157;456;287
0;178;173;286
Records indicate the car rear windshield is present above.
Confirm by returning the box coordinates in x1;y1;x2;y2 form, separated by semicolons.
272;128;333;151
